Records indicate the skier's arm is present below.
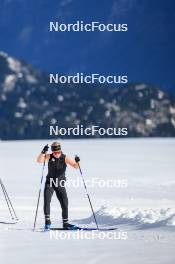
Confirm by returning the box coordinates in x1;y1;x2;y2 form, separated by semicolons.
36;145;50;163
65;156;80;169
36;153;50;163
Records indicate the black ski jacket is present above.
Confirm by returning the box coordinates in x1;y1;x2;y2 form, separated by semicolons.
46;153;67;183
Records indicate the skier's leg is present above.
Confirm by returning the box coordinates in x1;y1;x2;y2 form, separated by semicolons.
55;184;68;225
55;185;81;230
44;183;54;225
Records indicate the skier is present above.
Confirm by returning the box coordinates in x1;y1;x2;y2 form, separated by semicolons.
36;141;80;230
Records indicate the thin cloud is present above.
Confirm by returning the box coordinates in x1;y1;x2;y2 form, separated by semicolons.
19;26;33;45
60;0;73;7
108;0;137;21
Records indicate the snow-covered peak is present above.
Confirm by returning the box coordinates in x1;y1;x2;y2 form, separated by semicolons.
0;50;38;93
7;56;22;73
0;51;22;73
0;51;175;139
0;51;8;58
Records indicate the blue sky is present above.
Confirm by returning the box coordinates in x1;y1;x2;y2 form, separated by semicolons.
0;0;175;92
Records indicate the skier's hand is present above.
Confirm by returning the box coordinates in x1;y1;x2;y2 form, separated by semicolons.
75;155;80;163
41;144;49;154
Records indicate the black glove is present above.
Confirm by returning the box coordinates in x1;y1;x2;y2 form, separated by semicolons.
41;144;49;154
75;155;80;163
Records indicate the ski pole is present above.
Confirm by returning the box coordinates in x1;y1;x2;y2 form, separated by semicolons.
0;178;14;221
76;160;99;230
33;153;47;230
0;178;18;221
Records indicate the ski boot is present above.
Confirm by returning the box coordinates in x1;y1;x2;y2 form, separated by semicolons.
44;219;51;231
63;222;81;230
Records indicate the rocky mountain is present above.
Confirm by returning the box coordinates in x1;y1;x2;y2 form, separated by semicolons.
0;51;175;139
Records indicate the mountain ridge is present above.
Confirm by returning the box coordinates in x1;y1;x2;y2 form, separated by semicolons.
0;51;175;139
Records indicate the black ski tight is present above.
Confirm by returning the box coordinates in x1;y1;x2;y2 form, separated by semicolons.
44;182;68;221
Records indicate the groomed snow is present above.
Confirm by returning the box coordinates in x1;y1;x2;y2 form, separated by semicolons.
0;138;175;264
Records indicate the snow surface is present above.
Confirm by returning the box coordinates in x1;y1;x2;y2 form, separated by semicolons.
0;138;175;264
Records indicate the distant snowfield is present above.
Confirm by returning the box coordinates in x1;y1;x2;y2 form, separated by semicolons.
0;138;175;264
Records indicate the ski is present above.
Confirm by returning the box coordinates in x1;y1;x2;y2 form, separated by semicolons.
1;226;118;232
49;227;118;231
